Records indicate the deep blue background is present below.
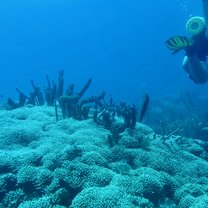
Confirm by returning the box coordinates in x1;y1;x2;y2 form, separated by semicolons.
0;0;206;103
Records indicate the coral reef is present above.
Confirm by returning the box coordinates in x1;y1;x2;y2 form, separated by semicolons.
6;72;145;144
0;105;208;207
145;91;208;141
3;75;208;207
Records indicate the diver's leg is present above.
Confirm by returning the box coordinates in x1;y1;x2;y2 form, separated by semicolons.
182;55;208;83
203;0;208;27
203;0;208;38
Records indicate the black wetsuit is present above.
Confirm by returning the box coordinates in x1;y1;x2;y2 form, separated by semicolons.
186;29;208;83
191;29;208;61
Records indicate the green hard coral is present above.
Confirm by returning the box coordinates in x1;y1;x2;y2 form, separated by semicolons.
70;186;153;208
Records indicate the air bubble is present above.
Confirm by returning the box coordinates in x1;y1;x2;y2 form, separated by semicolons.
176;0;191;17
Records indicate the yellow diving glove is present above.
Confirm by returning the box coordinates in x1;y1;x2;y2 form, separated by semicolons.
166;36;194;54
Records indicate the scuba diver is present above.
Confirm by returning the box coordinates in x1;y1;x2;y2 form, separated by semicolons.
166;0;208;84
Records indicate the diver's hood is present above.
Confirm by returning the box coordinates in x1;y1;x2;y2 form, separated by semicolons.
186;16;206;36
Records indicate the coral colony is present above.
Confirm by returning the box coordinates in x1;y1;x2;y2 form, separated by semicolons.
7;70;149;144
1;71;208;207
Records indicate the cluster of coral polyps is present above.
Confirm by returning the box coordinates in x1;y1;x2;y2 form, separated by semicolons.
0;106;208;207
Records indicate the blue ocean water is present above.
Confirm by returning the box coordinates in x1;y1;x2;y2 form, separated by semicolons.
2;1;208;207
0;0;206;102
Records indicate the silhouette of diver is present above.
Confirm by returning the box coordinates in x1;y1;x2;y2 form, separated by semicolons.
166;0;208;84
